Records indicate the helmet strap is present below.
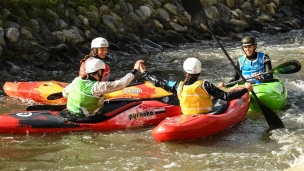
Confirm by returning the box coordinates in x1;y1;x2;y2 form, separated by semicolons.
183;73;199;85
241;54;246;68
87;74;97;81
86;69;104;81
97;69;104;81
92;48;98;55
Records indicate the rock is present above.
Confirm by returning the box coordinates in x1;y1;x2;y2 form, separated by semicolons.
0;28;6;46
229;19;251;32
4;27;20;43
142;38;163;49
169;22;188;32
158;8;170;22
139;6;152;18
102;15;119;32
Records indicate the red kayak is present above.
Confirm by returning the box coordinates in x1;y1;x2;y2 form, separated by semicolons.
0;98;181;134
151;88;250;142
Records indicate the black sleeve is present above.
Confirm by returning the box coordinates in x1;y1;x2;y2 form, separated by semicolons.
228;60;241;82
142;71;169;88
263;54;273;79
142;71;167;87
130;69;138;76
204;81;248;101
142;71;178;95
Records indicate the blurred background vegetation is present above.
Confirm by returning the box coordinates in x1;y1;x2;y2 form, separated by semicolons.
0;0;174;10
0;0;104;9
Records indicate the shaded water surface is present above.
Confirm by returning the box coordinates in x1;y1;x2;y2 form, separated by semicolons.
0;30;304;171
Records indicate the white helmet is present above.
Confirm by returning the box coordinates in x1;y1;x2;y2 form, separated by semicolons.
183;57;201;74
91;37;109;49
85;58;105;73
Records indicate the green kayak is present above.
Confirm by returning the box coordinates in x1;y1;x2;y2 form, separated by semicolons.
224;60;301;111
229;76;287;111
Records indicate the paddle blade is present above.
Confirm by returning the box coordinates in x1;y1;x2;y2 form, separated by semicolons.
181;0;209;26
251;91;284;129
181;0;203;18
272;60;301;74
258;101;285;129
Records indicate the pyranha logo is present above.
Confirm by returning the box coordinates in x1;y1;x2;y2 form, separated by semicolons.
124;88;142;94
129;110;154;120
16;112;33;117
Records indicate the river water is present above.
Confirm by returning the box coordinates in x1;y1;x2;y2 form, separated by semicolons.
0;30;303;171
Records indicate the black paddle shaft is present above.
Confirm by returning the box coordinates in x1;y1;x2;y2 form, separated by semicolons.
180;0;284;129
225;60;301;86
27;96;177;111
47;70;169;100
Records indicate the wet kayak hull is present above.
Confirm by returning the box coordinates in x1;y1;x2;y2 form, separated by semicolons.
248;79;287;111
151;89;250;142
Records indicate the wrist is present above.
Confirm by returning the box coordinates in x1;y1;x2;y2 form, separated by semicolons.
131;69;138;75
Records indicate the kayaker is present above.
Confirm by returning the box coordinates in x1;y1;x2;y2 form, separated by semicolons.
218;35;273;88
79;37;111;81
140;57;253;115
59;58;145;122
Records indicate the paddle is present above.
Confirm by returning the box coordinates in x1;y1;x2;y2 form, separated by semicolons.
47;70;169;100
46;80;146;100
26;96;170;111
225;60;301;86
180;0;285;129
27;105;67;111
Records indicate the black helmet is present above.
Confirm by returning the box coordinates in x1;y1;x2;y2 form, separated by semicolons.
241;36;257;46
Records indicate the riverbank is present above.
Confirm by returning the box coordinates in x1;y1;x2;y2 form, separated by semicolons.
0;0;303;92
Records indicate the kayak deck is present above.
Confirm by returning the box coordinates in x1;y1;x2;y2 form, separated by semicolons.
233;78;287;111
0;100;181;134
3;81;67;105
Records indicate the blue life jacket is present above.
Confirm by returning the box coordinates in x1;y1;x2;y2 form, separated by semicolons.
238;52;265;81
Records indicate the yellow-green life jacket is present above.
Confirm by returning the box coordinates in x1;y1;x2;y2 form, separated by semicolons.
67;77;104;117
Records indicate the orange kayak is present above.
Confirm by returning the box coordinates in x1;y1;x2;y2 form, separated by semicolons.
3;81;172;105
3;81;68;105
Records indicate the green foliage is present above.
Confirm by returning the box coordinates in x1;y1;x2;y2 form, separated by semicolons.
0;0;106;9
0;0;59;9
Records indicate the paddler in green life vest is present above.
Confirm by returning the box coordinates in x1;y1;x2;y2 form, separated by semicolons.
140;57;253;115
59;58;145;122
218;36;273;88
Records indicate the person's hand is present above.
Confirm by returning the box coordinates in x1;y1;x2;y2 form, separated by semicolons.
253;72;263;80
139;63;146;73
217;82;225;88
244;82;253;92
134;60;144;71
